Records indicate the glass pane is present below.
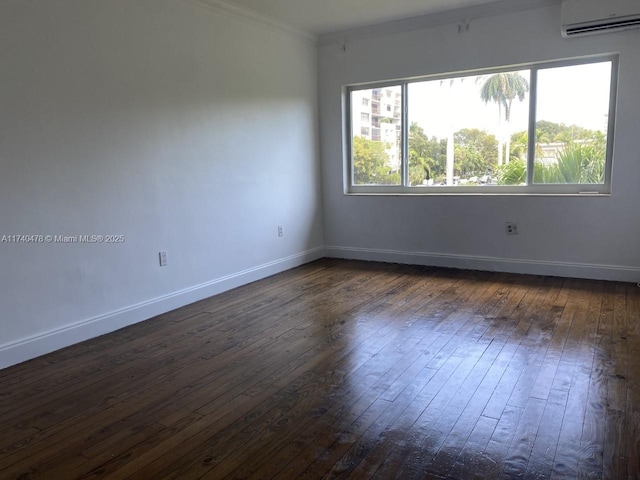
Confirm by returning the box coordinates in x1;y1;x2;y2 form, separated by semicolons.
534;62;611;184
408;70;530;187
351;86;402;186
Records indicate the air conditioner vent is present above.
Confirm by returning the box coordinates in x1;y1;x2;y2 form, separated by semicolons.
565;17;640;37
561;0;640;38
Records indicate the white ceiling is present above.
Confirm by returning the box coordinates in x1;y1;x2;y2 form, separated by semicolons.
217;0;520;36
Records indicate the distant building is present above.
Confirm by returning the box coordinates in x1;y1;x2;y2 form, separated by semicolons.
351;88;402;171
536;142;567;165
534;139;596;166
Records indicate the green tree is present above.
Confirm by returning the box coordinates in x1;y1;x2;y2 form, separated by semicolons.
352;136;400;185
509;130;550;161
453;128;499;177
510;121;607;178
537;120;599;144
496;159;526;185
534;120;564;143
479;73;529;165
408;122;447;185
509;130;528;160
453;144;483;179
535;138;605;184
498;136;606;186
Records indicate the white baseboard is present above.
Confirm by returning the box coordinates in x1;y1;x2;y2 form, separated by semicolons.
0;247;325;370
325;246;640;283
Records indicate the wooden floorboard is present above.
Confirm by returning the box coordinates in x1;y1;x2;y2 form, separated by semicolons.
1;259;639;479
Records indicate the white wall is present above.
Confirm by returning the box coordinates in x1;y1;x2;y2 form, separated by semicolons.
319;4;640;282
0;0;324;368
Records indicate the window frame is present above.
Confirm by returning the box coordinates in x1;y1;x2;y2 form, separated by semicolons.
345;54;619;195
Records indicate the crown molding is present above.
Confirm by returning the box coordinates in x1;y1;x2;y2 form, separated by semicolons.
183;0;318;45
319;0;561;46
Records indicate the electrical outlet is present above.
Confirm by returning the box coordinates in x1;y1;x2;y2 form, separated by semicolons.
505;222;519;235
277;226;284;237
159;251;168;266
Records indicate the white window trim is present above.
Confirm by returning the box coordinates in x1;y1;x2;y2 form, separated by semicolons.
345;54;619;196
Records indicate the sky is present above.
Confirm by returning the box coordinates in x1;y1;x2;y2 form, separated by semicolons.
407;61;612;140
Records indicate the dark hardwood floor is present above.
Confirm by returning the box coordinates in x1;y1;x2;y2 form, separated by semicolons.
1;259;639;479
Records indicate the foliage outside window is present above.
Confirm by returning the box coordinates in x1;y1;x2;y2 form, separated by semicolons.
347;56;617;194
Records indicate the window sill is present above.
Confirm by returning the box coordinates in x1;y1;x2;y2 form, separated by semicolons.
345;188;611;197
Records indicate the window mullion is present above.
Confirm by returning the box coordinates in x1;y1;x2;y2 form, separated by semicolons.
401;83;409;187
604;57;618;188
526;68;538;186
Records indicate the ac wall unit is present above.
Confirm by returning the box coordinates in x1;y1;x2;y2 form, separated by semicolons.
561;0;640;37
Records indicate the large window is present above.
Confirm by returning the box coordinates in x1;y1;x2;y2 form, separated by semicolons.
347;56;617;194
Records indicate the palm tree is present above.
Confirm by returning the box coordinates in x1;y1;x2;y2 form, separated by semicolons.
480;73;529;165
441;78;465;185
555;140;605;184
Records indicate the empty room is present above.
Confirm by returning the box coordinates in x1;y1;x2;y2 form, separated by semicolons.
1;0;639;478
